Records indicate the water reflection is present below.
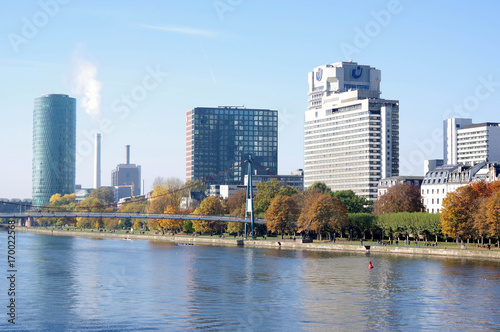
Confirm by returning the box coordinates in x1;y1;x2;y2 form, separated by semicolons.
4;233;500;331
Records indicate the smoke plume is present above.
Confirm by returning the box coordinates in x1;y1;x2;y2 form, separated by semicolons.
72;50;102;122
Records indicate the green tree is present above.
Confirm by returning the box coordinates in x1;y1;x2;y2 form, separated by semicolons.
253;179;282;215
88;187;115;205
306;182;332;194
331;190;371;213
183;179;207;194
348;213;376;240
265;195;299;239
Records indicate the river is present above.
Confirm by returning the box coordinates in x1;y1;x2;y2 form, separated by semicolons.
1;231;500;331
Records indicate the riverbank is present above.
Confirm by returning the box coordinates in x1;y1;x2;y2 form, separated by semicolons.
15;226;500;259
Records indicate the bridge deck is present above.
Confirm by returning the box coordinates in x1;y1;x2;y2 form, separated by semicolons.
0;212;266;224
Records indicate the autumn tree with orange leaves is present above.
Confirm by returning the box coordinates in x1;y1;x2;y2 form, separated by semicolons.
441;180;500;245
265;195;299;239
297;193;348;241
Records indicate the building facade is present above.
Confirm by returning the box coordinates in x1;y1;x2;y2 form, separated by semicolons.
457;122;500;165
421;162;500;213
111;145;141;200
304;61;399;201
186;106;278;185
443;118;472;164
32;94;76;206
244;169;304;191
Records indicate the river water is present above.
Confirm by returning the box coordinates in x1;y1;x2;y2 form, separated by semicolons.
1;231;500;331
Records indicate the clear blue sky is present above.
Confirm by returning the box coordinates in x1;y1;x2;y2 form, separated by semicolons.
2;0;500;199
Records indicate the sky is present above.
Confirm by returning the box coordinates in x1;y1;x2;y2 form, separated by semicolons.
2;0;500;199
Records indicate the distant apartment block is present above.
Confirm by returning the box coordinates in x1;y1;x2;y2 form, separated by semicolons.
457;123;500;165
186;106;278;185
304;61;399;201
443;118;472;164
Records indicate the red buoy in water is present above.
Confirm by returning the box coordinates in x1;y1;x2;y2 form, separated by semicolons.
368;261;374;269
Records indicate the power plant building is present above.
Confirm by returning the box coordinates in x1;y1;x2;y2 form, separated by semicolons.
186;106;278;185
111;145;141;200
32;94;76;206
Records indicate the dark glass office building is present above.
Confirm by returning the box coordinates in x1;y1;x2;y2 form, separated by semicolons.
32;94;76;206
186;107;278;185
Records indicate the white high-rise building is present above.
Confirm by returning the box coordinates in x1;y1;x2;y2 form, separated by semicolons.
443;118;472;164
457;122;500;165
304;61;399;201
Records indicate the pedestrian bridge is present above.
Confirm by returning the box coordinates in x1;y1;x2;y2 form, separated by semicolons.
0;212;266;224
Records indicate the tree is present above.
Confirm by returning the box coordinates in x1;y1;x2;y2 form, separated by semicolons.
474;197;490;244
486;191;500;246
253;179;298;215
76;196;113;229
298;193;348;241
133;219;143;230
149;177;184;232
440;186;480;241
118;200;149;230
265;195;299;239
88;187;115;205
162;205;183;232
331;190;371;213
183;179;207;194
374;183;425;215
306;182;332;194
227;222;244;236
192;196;227;235
38;193;77;226
253;179;282;215
348;213;376;240
227;189;246;217
149;177;184;211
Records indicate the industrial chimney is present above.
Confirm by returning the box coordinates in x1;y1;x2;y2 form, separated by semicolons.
126;145;130;165
94;133;101;188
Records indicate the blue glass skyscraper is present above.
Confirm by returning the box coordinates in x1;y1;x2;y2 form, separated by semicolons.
32;94;76;206
186;106;278;185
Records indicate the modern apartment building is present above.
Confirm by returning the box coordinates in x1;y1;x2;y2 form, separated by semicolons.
304;61;399;201
457;122;500;165
32;94;76;206
443;118;473;164
186;106;278;185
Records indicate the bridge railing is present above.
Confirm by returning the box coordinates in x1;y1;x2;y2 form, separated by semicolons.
0;212;266;224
